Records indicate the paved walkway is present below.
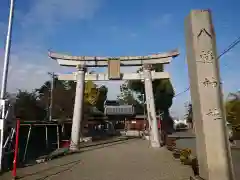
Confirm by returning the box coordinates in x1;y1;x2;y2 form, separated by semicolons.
2;139;192;180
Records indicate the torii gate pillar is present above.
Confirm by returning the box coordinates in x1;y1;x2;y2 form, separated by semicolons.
69;65;86;151
185;10;234;180
143;65;161;148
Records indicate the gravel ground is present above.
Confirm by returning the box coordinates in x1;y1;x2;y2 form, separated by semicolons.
1;139;193;180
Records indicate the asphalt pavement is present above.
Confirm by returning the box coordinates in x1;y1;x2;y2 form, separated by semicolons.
1;139;193;180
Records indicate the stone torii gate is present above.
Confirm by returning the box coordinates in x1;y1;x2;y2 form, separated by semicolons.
48;50;179;151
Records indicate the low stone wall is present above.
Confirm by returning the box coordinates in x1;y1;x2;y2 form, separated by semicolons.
125;130;143;137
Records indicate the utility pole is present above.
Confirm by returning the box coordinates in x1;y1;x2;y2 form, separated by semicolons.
0;0;15;171
0;0;14;99
48;72;55;121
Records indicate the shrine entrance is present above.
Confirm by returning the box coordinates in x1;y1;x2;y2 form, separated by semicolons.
48;50;179;151
47;9;235;180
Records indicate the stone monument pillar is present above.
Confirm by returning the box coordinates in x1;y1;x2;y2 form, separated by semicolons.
185;10;235;180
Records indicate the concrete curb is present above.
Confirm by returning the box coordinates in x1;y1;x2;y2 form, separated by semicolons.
36;136;136;163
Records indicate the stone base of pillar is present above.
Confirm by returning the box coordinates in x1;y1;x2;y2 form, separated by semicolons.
69;142;80;152
150;140;161;148
190;176;205;180
150;132;161;148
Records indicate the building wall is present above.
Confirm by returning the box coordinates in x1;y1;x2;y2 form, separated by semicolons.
125;117;161;131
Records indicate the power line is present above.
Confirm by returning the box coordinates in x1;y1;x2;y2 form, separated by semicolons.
217;36;240;60
217;36;240;70
174;35;240;98
174;87;190;97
